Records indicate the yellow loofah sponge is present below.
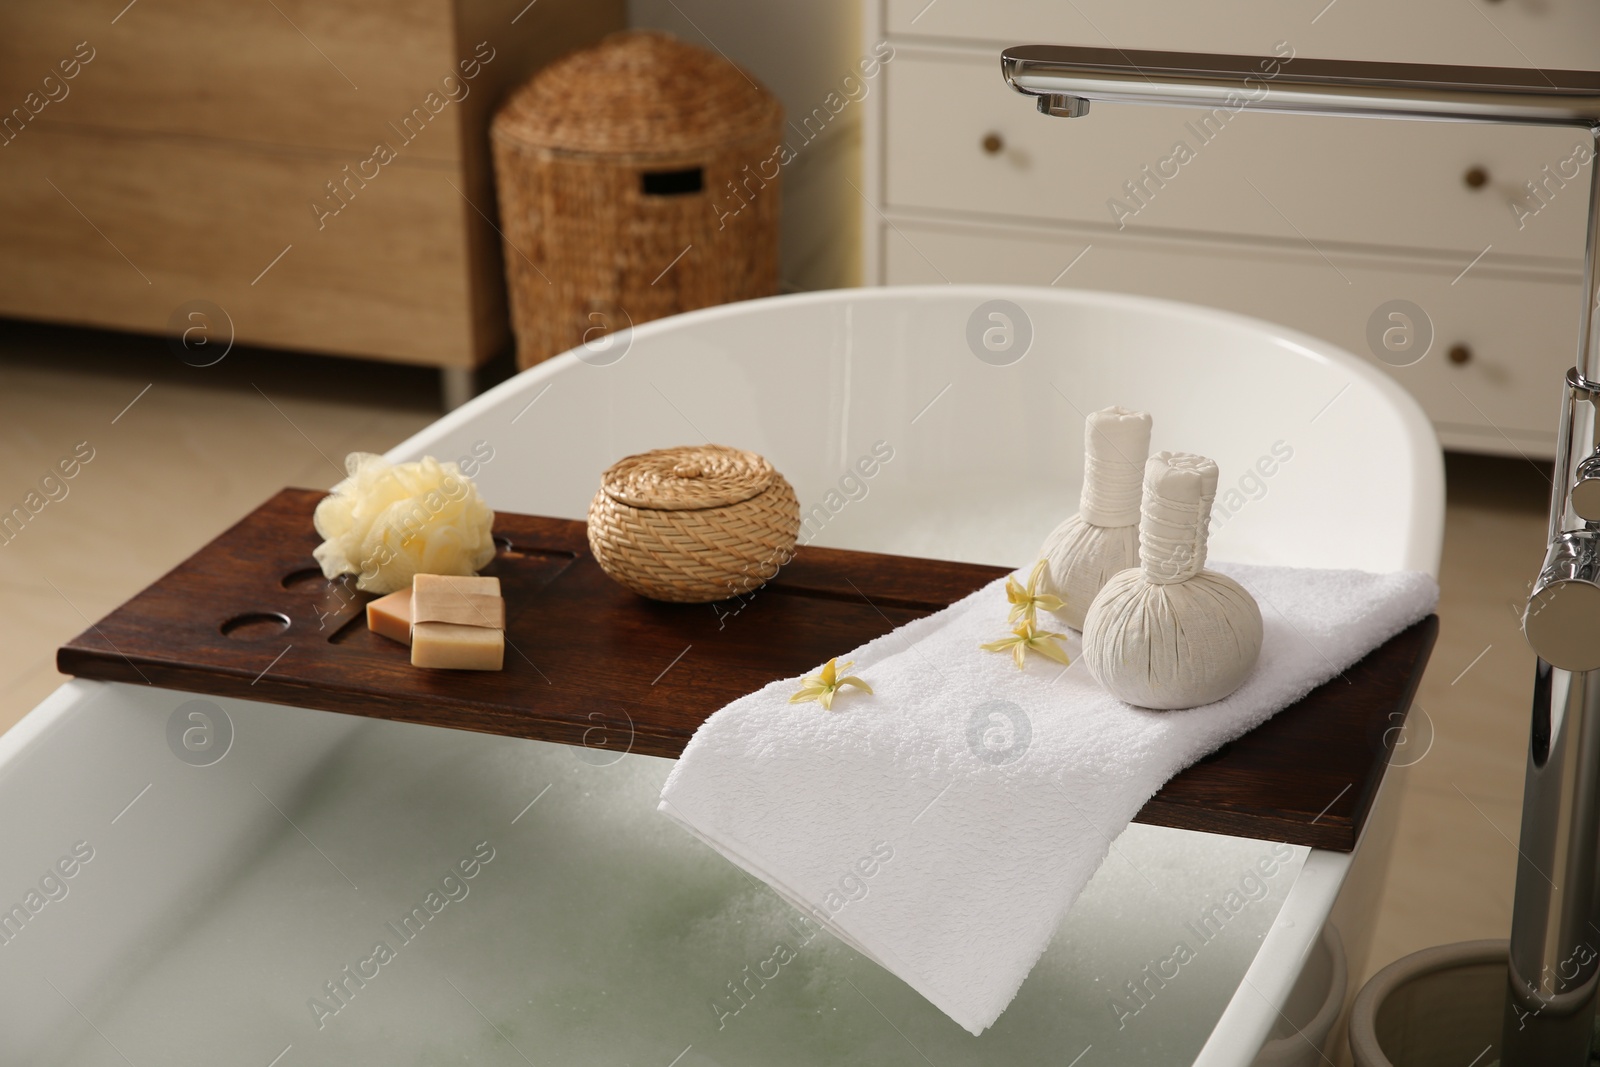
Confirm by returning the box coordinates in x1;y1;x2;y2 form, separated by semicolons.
312;452;496;594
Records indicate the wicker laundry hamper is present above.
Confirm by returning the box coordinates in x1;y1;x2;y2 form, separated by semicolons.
588;444;800;603
490;31;785;369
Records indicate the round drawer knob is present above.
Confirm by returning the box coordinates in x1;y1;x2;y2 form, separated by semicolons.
1464;166;1489;189
1448;343;1473;365
981;132;1004;155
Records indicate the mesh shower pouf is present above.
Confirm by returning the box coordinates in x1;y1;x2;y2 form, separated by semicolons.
587;444;800;603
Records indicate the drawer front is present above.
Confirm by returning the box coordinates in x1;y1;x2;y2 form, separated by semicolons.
0;0;467;159
880;217;1578;454
884;50;1589;264
0;127;482;366
885;0;1600;72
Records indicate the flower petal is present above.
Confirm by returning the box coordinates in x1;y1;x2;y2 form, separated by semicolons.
1029;640;1072;666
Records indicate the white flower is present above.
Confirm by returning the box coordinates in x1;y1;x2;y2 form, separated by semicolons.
312;452;496;594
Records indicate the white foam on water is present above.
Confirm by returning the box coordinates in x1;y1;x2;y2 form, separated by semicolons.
5;688;1303;1067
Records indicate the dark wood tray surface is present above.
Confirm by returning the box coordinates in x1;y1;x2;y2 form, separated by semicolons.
59;488;1436;852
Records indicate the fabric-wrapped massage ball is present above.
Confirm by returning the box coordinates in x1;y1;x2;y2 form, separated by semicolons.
1082;451;1262;710
1038;406;1152;630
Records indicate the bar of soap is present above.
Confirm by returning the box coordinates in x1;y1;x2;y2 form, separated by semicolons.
411;622;505;671
411;574;505;629
410;573;506;671
365;588;414;646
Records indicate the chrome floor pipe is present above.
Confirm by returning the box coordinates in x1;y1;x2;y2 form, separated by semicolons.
1000;46;1600;1064
1505;662;1600;1060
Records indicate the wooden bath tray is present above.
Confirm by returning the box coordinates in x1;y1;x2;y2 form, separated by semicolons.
59;488;1436;852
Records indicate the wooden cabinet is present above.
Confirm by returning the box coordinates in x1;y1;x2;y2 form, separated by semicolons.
0;0;623;376
863;7;1599;456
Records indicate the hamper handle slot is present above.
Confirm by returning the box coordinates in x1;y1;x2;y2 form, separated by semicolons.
640;168;704;195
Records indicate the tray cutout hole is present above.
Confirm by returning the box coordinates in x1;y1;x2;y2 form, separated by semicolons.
490;540;578;567
282;567;335;592
763;581;950;614
222;611;292;641
328;610;382;646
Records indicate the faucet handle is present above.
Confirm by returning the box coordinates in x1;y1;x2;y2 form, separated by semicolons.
1572;457;1600;521
1573;483;1600;523
1525;533;1600;671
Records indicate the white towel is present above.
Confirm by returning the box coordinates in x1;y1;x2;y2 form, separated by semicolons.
658;561;1437;1035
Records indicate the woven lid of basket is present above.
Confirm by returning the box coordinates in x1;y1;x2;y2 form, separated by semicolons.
492;30;782;156
600;445;776;511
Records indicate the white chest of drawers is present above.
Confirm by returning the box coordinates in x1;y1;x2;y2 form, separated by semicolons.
862;1;1600;457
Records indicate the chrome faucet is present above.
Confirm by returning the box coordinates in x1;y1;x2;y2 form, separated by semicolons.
1002;46;1600;1064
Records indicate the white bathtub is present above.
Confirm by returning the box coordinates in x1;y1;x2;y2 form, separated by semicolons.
0;286;1442;1066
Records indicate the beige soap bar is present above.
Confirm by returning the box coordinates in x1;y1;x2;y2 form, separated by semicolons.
410;573;505;671
411;622;505;670
365;588;414;646
411;574;505;629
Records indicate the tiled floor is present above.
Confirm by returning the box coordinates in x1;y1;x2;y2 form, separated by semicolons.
0;319;1557;998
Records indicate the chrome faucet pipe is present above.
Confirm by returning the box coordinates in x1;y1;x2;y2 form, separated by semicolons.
1002;47;1600;129
1002;44;1600;1064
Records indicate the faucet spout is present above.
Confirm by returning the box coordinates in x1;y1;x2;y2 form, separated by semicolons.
1035;93;1090;118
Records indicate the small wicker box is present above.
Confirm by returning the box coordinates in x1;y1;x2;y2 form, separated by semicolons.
490;31;784;370
588;445;800;603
